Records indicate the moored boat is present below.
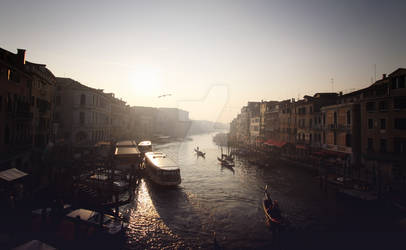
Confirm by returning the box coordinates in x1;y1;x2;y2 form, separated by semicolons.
194;148;206;157
138;141;153;155
145;152;181;186
217;157;234;168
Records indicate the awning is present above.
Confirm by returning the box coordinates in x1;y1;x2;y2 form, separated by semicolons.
0;168;28;182
14;240;56;250
264;139;287;148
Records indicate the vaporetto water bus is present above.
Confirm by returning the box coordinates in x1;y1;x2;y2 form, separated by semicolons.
144;152;181;186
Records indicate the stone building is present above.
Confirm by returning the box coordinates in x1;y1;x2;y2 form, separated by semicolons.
155;108;191;138
278;99;296;145
105;93;131;141
321;102;361;166
54;78;111;146
360;69;406;191
0;48;56;169
25;61;56;147
0;48;33;168
295;93;338;154
132;106;157;140
249;116;260;146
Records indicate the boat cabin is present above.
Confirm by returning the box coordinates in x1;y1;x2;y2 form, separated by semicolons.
138;141;153;155
114;147;142;171
144;152;181;186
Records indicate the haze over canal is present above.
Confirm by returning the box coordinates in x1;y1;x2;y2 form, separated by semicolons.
119;132;403;249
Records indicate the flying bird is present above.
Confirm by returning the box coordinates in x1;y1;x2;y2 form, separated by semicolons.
158;94;172;98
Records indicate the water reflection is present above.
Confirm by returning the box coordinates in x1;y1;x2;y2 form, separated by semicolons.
121;133;403;249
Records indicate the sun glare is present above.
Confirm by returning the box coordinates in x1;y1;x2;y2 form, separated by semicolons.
128;67;163;97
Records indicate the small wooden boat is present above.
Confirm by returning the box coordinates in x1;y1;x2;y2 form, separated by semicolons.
194;148;206;157
263;186;282;227
217;157;234;168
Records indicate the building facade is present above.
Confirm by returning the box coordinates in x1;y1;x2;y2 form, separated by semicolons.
360;69;406;191
54;78;112;146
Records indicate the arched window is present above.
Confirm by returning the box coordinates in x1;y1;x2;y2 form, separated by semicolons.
80;94;86;105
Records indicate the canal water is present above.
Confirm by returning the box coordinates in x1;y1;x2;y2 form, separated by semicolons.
120;133;404;249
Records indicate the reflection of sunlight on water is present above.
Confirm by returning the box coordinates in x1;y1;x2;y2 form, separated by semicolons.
126;179;184;248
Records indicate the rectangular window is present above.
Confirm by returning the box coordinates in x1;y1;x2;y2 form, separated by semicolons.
347;110;351;125
333;112;337;126
368;119;373;129
380;119;386;129
80;112;85;124
0;96;2;111
395;76;405;89
56;95;61;105
333;132;337;145
394;97;406;109
366;102;376;111
380;139;387;153
394;138;406;154
54;112;60;121
346;134;352;147
394;118;406;130
367;138;373;151
379;101;388;110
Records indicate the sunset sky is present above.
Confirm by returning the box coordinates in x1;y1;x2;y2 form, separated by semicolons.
1;0;405;123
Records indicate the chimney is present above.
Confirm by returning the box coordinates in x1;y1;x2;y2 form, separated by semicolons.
17;49;26;65
382;74;386;79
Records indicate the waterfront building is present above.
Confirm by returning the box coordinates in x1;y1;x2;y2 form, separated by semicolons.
238;106;250;144
155;107;191;138
132;106;158;140
249;116;260;146
259;101;278;142
321;100;361;176
0;48;33;169
54;78;112;146
0;48;56;170
295;93;338;155
105;93;131;141
279;99;296;145
25;61;56;148
359;69;406;192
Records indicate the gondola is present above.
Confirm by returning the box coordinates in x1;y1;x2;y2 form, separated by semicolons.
217;157;234;168
194;148;206;157
263;186;282;227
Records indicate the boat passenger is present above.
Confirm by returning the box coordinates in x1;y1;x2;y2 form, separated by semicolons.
270;200;281;219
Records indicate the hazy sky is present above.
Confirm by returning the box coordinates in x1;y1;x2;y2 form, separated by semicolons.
1;0;405;123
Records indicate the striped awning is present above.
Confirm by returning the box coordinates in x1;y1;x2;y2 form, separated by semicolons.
0;168;28;182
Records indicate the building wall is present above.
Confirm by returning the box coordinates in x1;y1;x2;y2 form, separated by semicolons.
55;78;112;146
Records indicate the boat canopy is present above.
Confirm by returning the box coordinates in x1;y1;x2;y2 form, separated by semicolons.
114;147;141;156
66;208;97;221
145;152;179;170
14;240;56;250
138;141;152;146
116;140;137;147
0;168;28;182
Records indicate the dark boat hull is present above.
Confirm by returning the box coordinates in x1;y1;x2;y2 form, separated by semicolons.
262;199;282;226
217;157;234;167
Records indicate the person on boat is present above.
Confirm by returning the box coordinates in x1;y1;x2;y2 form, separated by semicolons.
270;200;281;219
